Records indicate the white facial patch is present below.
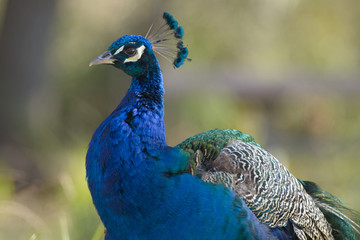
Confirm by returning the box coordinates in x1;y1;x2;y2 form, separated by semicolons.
124;45;146;63
114;45;124;56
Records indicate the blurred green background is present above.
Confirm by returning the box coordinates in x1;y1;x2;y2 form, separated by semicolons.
0;0;359;239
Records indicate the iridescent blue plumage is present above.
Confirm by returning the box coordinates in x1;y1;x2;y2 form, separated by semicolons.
86;12;360;240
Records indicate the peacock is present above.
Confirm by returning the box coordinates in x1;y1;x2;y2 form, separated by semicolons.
86;12;360;240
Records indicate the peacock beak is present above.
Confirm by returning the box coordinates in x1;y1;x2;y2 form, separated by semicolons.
89;50;116;66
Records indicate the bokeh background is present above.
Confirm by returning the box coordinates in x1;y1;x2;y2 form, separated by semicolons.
0;0;359;239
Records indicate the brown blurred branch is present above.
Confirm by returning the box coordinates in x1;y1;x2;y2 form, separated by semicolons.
0;0;57;189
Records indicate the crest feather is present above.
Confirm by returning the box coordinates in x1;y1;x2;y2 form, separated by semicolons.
146;12;190;68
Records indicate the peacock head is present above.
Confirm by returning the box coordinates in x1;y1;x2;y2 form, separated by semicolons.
90;35;155;76
89;12;190;77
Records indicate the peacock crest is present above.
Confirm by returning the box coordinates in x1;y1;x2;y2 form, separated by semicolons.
146;12;190;68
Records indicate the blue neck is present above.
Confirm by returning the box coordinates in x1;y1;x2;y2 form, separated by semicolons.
86;61;168;227
129;69;165;97
114;65;167;149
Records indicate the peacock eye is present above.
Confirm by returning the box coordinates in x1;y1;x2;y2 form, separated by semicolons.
124;47;137;57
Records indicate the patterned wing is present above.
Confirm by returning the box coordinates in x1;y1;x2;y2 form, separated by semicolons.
199;140;333;240
177;129;334;240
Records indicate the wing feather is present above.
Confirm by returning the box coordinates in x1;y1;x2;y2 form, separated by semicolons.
199;140;333;240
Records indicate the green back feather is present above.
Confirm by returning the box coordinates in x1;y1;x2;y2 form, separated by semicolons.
176;128;260;173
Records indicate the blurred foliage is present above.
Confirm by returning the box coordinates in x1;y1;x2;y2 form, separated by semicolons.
0;0;359;239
